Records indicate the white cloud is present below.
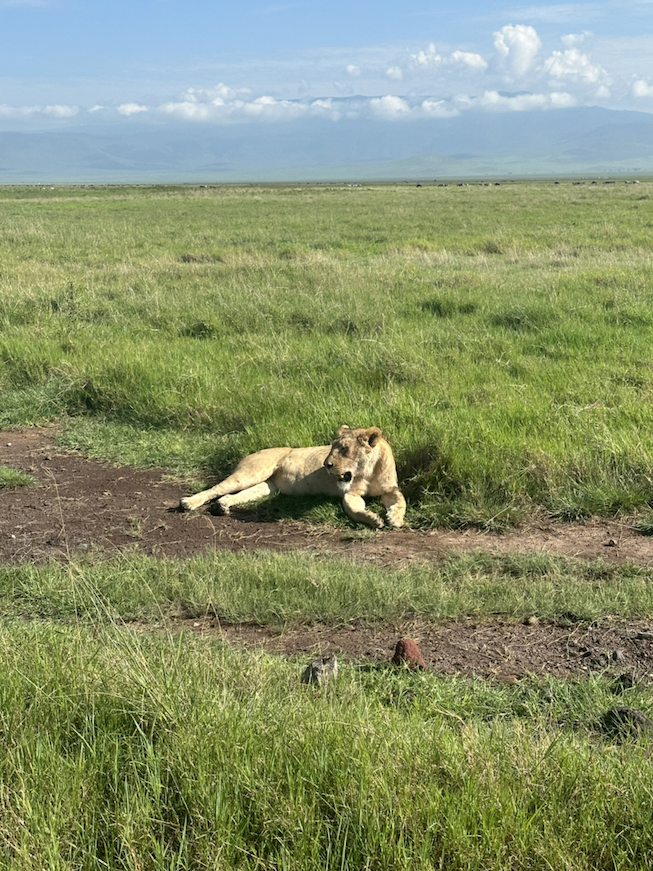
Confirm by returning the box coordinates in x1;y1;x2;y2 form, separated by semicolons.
242;95;306;120
410;43;442;69
0;105;39;117
161;100;218;120
402;44;488;81
117;103;148;115
450;50;488;72
309;98;341;120
456;89;576;112
493;24;542;79
369;95;411;118
632;79;653;97
345;64;361;77
43;104;78;117
421;99;460;118
561;32;588;48
386;66;403;80
180;83;251;102
0;103;78;118
541;48;611;87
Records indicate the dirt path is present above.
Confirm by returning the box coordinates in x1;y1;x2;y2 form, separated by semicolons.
4;427;653;682
178;614;653;683
2;428;653;567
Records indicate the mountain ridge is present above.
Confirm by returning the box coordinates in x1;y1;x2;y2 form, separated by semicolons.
0;105;651;182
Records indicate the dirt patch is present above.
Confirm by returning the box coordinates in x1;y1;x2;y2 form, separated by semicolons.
4;427;653;681
2;428;653;567
179;615;653;683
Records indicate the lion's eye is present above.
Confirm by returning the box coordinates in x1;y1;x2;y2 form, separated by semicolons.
340;447;348;457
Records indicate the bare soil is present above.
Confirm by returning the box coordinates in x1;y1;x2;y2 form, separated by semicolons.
3;427;653;682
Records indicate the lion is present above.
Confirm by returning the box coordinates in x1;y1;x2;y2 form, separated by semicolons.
179;425;406;529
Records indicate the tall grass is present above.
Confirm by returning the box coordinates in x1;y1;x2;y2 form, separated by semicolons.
2;182;653;525
1;614;653;870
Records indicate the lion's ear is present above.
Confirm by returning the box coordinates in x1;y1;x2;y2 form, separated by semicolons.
337;425;351;437
366;427;382;447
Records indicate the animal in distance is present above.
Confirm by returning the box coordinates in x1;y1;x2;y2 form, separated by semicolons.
179;425;406;529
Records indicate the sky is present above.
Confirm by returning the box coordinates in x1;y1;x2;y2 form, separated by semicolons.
1;0;653;129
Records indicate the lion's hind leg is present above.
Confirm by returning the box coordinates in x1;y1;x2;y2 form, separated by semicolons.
217;480;278;514
179;447;292;512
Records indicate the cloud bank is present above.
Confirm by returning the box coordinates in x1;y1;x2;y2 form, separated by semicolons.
1;21;651;129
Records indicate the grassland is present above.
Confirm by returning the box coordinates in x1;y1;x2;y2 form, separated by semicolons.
4;614;653;871
1;553;653;870
3;181;653;869
2;181;653;527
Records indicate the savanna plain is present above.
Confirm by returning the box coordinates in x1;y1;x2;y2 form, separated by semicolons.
3;181;653;868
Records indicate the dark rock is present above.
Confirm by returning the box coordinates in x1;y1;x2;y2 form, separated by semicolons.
392;638;426;670
601;706;653;736
301;655;338;687
611;672;636;693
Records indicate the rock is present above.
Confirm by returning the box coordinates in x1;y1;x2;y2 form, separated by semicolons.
301;655;338;687
611;672;636;693
392;638;426;670
601;706;653;736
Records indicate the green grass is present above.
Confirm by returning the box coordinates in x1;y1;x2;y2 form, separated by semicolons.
0;612;651;871
5;182;653;867
0;465;36;489
1;182;653;526
2;549;653;626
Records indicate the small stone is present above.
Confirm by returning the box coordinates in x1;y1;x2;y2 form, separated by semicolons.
525;616;539;626
301;655;338;687
392;638;426;670
604;539;617;548
612;649;625;663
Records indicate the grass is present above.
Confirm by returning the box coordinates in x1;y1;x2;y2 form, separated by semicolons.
1;182;653;526
0;610;653;871
4;181;653;868
2;549;653;626
0;465;36;489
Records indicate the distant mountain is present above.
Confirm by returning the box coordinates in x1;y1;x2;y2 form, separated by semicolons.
0;105;652;182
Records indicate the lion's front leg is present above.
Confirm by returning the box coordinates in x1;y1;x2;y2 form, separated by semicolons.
342;493;384;529
382;489;406;528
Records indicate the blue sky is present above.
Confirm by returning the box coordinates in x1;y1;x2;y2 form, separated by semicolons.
1;0;653;128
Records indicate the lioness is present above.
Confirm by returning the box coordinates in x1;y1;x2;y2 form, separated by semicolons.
179;425;406;529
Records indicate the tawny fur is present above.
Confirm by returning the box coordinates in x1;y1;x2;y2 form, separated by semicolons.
179;425;406;529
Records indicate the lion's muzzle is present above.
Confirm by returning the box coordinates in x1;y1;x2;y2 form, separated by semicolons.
324;459;352;484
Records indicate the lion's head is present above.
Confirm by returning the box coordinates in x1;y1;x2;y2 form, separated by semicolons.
323;425;383;491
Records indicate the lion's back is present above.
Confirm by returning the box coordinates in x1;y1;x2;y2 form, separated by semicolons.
272;445;340;495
